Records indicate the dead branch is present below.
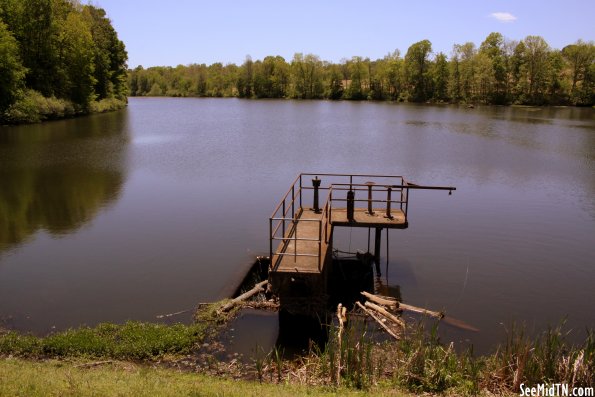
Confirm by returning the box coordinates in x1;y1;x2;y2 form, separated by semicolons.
218;280;268;313
361;291;398;310
156;309;191;319
364;301;405;328
360;291;443;319
355;301;400;340
398;302;444;319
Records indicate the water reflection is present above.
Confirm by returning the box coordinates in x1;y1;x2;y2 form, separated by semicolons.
0;111;129;254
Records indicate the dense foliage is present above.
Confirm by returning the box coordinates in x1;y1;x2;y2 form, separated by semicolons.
129;33;594;106
0;321;205;359
0;0;128;123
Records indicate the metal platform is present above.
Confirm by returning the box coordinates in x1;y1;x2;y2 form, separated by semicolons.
268;173;455;315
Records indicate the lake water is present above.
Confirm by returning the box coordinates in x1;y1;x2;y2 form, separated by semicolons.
1;98;594;353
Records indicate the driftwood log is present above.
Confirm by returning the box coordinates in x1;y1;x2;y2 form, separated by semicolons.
360;291;479;331
355;301;400;340
398;302;444;319
361;291;398;309
364;301;406;328
219;280;268;313
361;291;444;319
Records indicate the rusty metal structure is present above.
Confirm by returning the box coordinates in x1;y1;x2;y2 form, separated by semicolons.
268;173;455;317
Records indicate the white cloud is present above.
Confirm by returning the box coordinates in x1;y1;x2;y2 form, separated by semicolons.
490;12;517;23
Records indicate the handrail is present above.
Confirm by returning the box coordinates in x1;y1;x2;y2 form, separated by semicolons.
269;173;455;272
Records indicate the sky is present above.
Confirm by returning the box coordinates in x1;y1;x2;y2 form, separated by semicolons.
92;0;595;68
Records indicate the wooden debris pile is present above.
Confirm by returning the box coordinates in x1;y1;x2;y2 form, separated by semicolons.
355;291;444;340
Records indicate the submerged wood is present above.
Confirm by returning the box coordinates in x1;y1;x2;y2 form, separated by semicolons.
156;309;191;319
440;316;480;332
360;291;479;331
219;280;268;313
364;301;405;328
398;302;444;319
361;291;444;319
355;301;400;340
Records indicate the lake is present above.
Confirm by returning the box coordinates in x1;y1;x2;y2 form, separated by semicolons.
1;98;594;353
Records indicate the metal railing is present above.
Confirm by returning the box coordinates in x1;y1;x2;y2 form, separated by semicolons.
269;173;455;272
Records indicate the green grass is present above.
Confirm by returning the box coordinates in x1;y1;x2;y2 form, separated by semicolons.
0;321;206;360
1;316;592;396
292;320;594;395
0;358;411;397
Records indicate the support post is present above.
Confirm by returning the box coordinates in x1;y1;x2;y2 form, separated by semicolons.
384;187;393;219
282;200;286;237
347;189;355;221
365;182;375;215
312;176;321;213
374;227;382;276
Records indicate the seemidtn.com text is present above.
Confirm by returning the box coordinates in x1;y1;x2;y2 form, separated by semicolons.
520;383;594;397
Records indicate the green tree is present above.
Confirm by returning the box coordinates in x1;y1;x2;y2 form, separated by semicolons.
290;53;323;99
509;40;527;102
82;5;128;100
0;20;26;112
479;32;508;104
474;52;494;103
452;42;477;102
237;56;254;98
18;0;56;96
206;62;225;97
344;56;369;100
431;52;449;101
404;40;432;101
547;50;566;103
58;11;96;109
521;35;551;104
384;50;405;100
562;40;595;104
325;63;344;99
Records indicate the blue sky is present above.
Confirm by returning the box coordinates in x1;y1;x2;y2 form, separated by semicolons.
94;0;594;68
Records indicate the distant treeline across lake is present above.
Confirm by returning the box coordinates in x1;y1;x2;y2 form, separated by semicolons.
129;34;594;106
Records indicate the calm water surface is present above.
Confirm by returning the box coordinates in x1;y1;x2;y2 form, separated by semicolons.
1;98;594;353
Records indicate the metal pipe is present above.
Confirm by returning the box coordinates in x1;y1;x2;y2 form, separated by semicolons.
318;221;322;271
299;175;303;209
385;187;393;219
282;201;285;237
365;182;375;215
374;227;382;275
294;220;297;263
347;189;355;221
312;176;321;213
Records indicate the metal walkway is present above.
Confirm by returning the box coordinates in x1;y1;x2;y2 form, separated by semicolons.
268;173;455;315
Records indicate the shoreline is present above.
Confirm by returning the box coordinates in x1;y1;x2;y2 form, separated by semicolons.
1;294;593;395
1;94;127;126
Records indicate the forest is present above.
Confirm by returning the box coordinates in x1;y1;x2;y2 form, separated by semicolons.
0;0;128;124
129;34;594;106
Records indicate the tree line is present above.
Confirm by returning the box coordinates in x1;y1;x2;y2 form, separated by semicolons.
0;0;128;124
129;33;594;106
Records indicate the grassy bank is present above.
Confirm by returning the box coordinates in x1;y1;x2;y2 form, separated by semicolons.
0;358;410;397
0;321;206;360
1;89;127;125
0;311;593;396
